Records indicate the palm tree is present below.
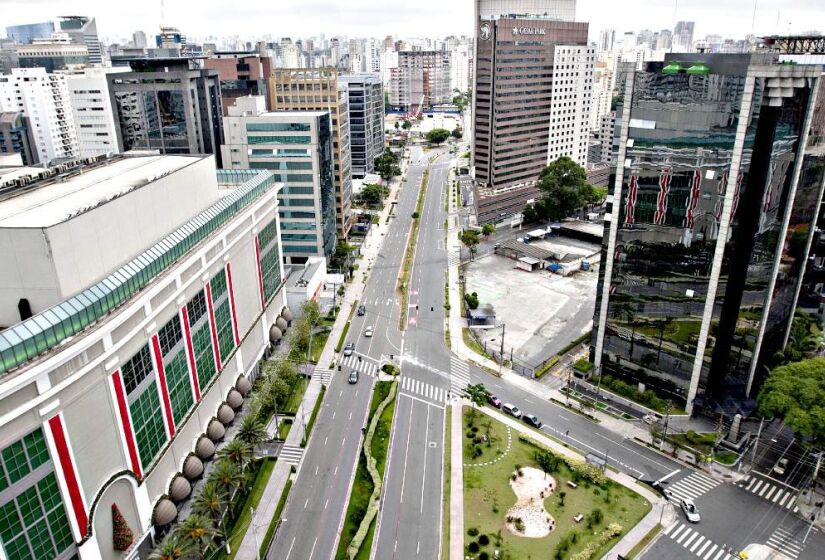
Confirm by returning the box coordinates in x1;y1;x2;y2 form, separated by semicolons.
237;414;269;446
217;440;253;471
192;481;226;524
148;530;198;560
211;459;244;499
177;513;220;556
465;383;488;421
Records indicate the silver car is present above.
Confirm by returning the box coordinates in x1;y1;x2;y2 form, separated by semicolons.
364;325;374;337
680;498;700;523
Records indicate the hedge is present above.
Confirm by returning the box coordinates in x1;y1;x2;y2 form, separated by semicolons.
534;356;559;378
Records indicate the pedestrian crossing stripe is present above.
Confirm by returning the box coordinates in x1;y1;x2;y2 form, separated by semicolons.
399;376;448;403
450;355;471;397
665;472;720;504
279;444;304;465
737;475;799;512
312;368;333;386
339;355;379;377
663;522;737;560
765;525;805;559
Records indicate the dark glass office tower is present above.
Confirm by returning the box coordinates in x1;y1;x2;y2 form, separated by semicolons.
592;53;824;417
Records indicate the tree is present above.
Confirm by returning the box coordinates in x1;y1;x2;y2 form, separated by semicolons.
236;414;268;446
481;223;495;238
178;513;220;555
459;229;480;261
464;291;479;310
149;531;199;560
757;357;825;446
211;459;244;498
269;376;292;409
523;203;539;224
534;450;560;479
401;120;412;130
426;128;451;144
300;300;322;328
374;148;401;181
465;383;488;420
217;440;253;470
536;156;597;221
192;481;226;523
360;183;385;205
112;503;134;551
558;491;567;507
451;127;463;139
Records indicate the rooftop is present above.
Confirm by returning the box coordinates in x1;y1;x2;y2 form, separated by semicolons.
0;155;201;228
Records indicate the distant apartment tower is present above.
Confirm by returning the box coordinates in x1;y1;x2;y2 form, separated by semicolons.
472;9;592;223
340;74;385;178
204;51;274;115
5;21;55;45
58;16;102;64
389;51;451;113
64;67;124;157
450;43;473;93
107;58;224;165
16;34;89;72
674;21;695;51
221;96;337;263
0;68;79;163
592;54;824;416
271;67;353;236
0;111;37;165
599;29;616;53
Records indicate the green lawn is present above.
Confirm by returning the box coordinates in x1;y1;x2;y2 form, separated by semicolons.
277;418;293;440
281;377;308;415
336;382;396;559
259;477;293;558
462;408;650;560
310;329;331;363
463;328;492;362
300;385;326;447
442;407;452;558
668;432;717;456
216;458;276;559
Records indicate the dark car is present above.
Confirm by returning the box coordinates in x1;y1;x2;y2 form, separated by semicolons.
357;304;366;316
523;414;542;428
348;370;359;384
487;394;502;408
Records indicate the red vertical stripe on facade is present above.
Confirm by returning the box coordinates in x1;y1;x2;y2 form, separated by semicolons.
205;283;223;371
47;415;88;536
254;237;265;309
151;335;176;437
180;305;201;401
225;263;241;345
112;371;142;478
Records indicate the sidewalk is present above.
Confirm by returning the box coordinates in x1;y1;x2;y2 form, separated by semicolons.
234;160;409;558
449;401;465;560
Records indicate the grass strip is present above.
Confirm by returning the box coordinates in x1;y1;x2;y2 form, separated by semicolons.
398;169;430;329
462;327;493;362
218;458;276;559
625;523;662;559
258;477;293;558
300;385;326;447
441;406;452;558
281;377;308;415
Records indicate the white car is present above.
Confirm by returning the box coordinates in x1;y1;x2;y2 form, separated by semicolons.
773;458;789;476
680;498;700;523
364;326;374;337
642;414;659;425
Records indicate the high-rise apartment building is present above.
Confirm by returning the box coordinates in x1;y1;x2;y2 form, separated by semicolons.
0;153;288;559
63;67;124;157
221;96;337;263
204;52;274;115
592;54;824;416
58;16;102;65
388;51;451;113
0;68;79;163
472;5;592;222
271;68;353;236
0;111;37;165
450;42;473;93
107;59;224;165
16;34;89;73
5;21;55;45
674;21;695;51
599;29;616;53
340;74;385;178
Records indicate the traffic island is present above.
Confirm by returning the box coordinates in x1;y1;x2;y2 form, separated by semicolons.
398;169;429;329
462;406;652;560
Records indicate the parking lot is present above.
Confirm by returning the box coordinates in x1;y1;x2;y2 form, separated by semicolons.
464;236;600;368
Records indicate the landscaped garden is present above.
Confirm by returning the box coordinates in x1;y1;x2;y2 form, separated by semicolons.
462;407;650;560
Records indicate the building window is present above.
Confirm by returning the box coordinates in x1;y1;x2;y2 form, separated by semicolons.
158;316;194;425
258;218;282;302
122;345;167;470
210;272;235;361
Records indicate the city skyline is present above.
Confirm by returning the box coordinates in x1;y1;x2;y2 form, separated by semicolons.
2;0;822;44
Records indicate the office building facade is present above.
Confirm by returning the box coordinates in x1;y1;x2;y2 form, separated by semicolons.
0;111;37;165
271;68;353;236
388;51;451;113
221;96;337;263
204;52;274;115
15;35;89;73
592;54;824;416
5;21;55;45
0;154;287;560
340;74;385;178
0;68;79;163
64;67;124;157
58;16;102;65
107;59;224;166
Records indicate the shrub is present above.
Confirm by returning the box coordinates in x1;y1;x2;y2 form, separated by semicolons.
479;553;489;560
468;541;480;553
478;534;489;546
573;357;594;373
471;426;479;433
570;524;623;560
467;527;479;537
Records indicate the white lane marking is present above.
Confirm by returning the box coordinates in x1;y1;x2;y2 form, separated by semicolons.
286;536;296;560
421;403;431;513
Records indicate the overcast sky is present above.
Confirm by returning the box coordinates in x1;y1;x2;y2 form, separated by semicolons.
1;0;822;43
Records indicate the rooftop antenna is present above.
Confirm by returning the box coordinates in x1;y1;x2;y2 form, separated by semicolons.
161;0;165;28
670;0;678;53
751;0;758;36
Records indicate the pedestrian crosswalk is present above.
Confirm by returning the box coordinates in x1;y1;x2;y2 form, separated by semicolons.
311;368;333;386
663;522;738;560
448;253;461;267
450;355;471;399
339;354;379;377
736;475;799;512
766;525;806;559
278;444;304;466
665;472;721;504
399;375;447;403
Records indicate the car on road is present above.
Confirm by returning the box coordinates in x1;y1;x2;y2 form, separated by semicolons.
357;304;366;316
773;458;789;476
502;403;522;419
523;414;542;428
487;394;502;408
343;342;355;357
642;414;659;425
364;325;374;337
348;370;359;384
680;498;700;523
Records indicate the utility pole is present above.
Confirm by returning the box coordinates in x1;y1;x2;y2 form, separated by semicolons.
750;417;764;469
499;323;506;376
807;450;822;505
660;400;673;451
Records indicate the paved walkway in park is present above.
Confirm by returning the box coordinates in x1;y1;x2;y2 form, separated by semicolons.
234;155;410;559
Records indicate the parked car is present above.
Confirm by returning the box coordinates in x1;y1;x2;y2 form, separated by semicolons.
364;325;374;337
642;414;660;425
523;414;542;428
487;394;502;408
343;342;355;357
773;458;789;476
502;403;522;419
348;370;359;384
680;498;700;523
357;304;366;316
